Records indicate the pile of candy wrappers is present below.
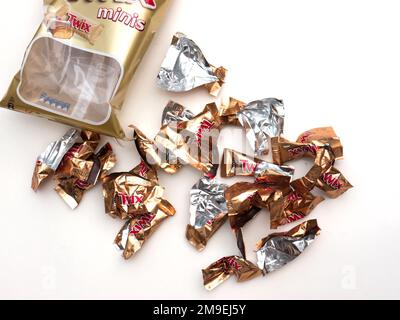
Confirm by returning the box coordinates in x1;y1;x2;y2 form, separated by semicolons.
31;33;353;291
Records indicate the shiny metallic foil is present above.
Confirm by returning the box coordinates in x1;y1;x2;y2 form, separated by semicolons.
135;103;222;176
1;0;171;139
316;167;353;198
186;175;228;251
271;127;343;165
221;148;294;185
268;190;324;229
55;141;116;209
290;143;335;195
202;256;262;291
161;100;195;126
157;32;227;96
256;220;321;273
32;128;80;191
225;182;290;258
218;97;247;126
237;98;285;156
115;199;176;260
102;171;166;220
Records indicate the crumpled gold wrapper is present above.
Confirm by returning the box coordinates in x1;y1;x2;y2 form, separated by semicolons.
115;199;176;260
55;141;116;209
268;190;325;229
225;182;290;258
218;97;246;126
134;103;222;176
317;166;353;198
102;171;165;220
202;256;262;291
290;143;335;195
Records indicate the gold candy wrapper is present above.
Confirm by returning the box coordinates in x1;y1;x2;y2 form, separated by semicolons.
1;0;171;139
32;129;116;209
218;97;247;126
268;190;325;229
115;199;176;260
221;148;294;184
271;127;343;165
102;160;173;220
290;143;335;195
134;103;222;176
317;167;353;199
202;256;262;291
55;142;116;209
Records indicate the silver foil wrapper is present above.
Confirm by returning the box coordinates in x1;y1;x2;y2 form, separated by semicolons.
38;128;80;170
238;98;285;156
157;32;219;92
190;175;228;229
161;100;195;126
256;220;320;273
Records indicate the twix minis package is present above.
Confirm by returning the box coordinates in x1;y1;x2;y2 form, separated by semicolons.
1;0;171;139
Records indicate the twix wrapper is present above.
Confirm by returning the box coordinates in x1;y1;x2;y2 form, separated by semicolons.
268;190;324;229
134;102;222;176
202;256;262;291
55;136;116;209
32;129;116;209
157;33;227;96
317;167;353;199
271;127;343;165
290;143;336;195
221;148;294;185
256;220;321;274
225;182;289;258
2;0;171;139
32;128;80;191
186;175;228;251
115;199;176;260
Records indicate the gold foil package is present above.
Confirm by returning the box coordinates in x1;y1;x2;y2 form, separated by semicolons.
32;129;116;209
1;0;171;138
202;256;262;291
157;33;227;96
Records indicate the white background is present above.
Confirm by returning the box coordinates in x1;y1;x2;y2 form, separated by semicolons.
0;0;399;300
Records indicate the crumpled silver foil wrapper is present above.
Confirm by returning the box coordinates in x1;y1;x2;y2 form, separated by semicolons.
254;161;295;181
256;220;320;273
190;175;228;229
238;98;285;156
161;100;195;126
157;32;219;92
38;128;80;170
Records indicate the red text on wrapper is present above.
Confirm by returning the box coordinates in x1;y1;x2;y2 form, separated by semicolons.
322;173;342;190
129;212;156;236
67;13;92;33
195;120;214;144
217;257;242;271
117;192;145;206
240;160;257;174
